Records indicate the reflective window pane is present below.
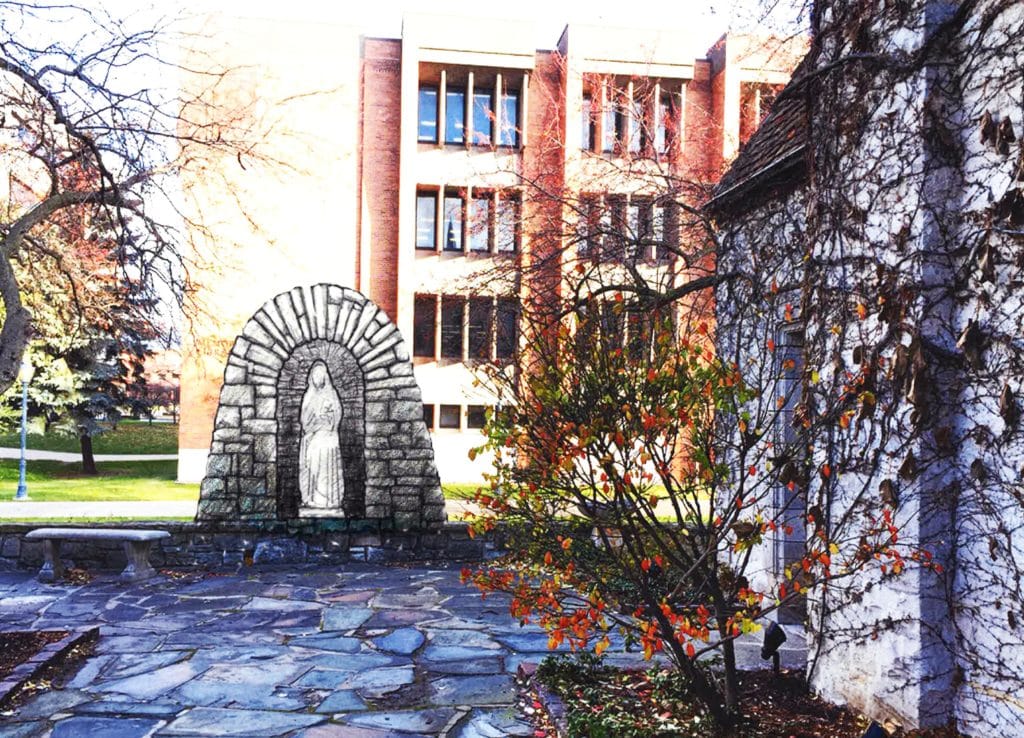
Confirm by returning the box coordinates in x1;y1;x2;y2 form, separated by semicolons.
422;404;435;429
445;87;465;144
467;405;487;429
416;193;436;250
499;91;519;147
418;86;438;142
496;196;518;253
469;195;490;252
473;91;493;145
443;195;463;252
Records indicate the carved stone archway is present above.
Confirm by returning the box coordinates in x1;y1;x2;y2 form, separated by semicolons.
197;284;446;530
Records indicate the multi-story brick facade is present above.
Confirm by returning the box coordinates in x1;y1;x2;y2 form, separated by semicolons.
177;12;801;484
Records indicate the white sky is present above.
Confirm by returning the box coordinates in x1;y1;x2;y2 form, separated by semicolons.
116;0;805;61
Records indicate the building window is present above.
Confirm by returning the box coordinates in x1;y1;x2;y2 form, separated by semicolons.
468;297;494;360
413;295;436;357
467;405;488;429
499;89;519;147
472;91;493;145
443;193;463;252
581;94;595;150
578;195;676;262
496;194;519;253
418;85;439;143
418;189;519;254
439;404;461;429
422;403;435;430
441;296;465;358
445;87;466;144
585;77;684;158
496;298;517;360
740;82;783;146
413;294;518;362
416;192;437;250
469;194;491;252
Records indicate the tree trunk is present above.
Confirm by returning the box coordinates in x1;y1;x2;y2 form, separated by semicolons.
80;434;97;475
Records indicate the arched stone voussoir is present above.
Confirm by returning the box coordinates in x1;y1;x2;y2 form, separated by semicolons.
198;284;446;530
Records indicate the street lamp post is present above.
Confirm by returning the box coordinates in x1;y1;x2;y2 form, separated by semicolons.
13;357;34;501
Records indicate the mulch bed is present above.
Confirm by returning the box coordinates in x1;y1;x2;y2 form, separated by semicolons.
0;632;68;682
522;660;968;738
0;629;98;712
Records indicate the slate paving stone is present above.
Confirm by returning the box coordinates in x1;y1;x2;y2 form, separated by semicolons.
427;657;504;675
428;675;516;706
98;661;205;700
323;607;373;631
290;634;363;653
315;689;369;713
6;689;91;721
372;627;425;655
341;666;415;692
103;650;192;680
49;716;164;737
342;708;458;733
72;699;184;718
0;565;641;738
160;706;325;736
293;667;351;689
450;707;535;737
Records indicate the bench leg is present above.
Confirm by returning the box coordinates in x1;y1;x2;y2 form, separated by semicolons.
120;540;157;583
38;539;64;583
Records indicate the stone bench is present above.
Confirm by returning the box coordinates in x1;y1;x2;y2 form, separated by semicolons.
24;528;170;583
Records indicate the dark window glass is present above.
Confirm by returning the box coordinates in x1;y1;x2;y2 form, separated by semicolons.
439;404;460;429
416;193;436;250
473;91;493;145
467;405;487;429
422;404;435;429
625;202;641;259
652;204;665;261
628;97;642;153
496;299;517;359
445;87;466;144
413;295;436;357
468;298;494;359
602;102;616;153
600;301;624;351
657;96;673;154
496;195;518;253
441;296;464;359
418;86;438;142
469;195;490;252
581;95;594;150
443;195;463;252
499;90;519;147
626;308;650;360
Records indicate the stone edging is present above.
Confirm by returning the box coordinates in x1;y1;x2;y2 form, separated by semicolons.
0;627;99;710
518;662;569;737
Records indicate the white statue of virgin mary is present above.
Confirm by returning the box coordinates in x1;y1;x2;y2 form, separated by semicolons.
299;361;344;510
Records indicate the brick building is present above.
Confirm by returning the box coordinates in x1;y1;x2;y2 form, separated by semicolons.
176;12;801;484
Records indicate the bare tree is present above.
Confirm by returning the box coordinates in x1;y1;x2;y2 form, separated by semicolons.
0;2;256;393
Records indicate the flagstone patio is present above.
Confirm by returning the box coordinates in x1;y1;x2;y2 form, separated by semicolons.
0;563;655;737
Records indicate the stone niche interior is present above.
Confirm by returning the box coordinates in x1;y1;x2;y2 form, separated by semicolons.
197;284;446;530
275;340;366;520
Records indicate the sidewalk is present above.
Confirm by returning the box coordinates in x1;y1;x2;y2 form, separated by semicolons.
0;447;177;462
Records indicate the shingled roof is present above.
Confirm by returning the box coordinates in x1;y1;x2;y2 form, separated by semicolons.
708;53;813;215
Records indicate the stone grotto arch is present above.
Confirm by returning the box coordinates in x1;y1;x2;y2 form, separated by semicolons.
196;284;446;530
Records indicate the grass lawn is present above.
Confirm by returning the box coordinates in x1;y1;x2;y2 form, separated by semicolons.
0;421;178;455
0;459;198;503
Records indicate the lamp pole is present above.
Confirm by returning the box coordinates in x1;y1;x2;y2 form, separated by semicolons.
13;358;33;501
